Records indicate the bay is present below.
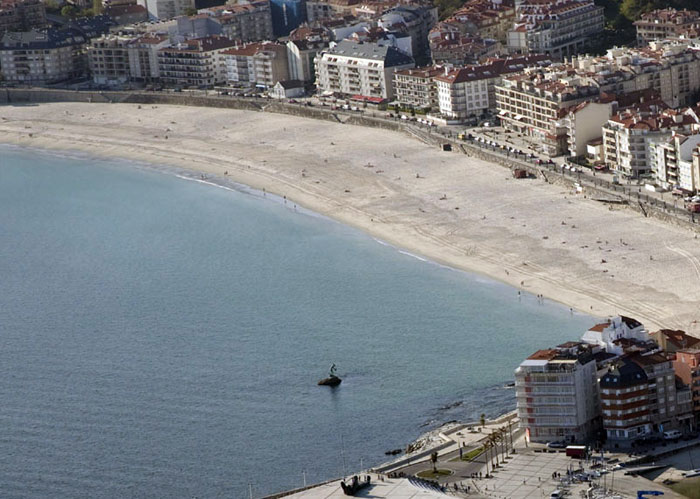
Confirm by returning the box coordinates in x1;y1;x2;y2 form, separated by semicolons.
0;146;594;498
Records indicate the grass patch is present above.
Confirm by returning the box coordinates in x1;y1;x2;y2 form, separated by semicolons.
416;469;452;479
670;477;700;499
450;447;484;462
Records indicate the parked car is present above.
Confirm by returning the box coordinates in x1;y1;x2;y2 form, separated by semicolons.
663;430;682;440
547;440;567;449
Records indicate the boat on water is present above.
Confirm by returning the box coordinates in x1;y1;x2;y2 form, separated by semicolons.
318;364;342;387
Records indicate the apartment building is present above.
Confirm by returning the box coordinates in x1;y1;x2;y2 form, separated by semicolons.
137;0;194;21
430;0;515;48
128;33;169;81
0;0;46;35
315;40;414;100
632;352;692;435
435;65;489;121
222;41;289;88
495;68;599;156
305;0;358;22
674;349;700;422
515;342;600;444
377;5;437;62
600;358;652;443
507;0;604;59
429;35;499;66
563;101;614;158
87;34;132;85
654;132;700;192
602;104;700;179
0;28;87;84
432;54;552;122
158;35;237;87
195;1;274;42
635;9;700;46
393;65;443;111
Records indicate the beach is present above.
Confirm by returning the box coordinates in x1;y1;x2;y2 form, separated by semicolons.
2;102;700;333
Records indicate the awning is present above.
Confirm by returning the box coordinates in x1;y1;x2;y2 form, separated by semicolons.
499;110;507;116
514;114;523;120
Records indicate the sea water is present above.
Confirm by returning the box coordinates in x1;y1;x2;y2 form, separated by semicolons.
0;146;595;498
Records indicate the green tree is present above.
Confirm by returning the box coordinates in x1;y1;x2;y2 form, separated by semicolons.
184;6;198;16
61;5;77;17
92;0;103;15
430;451;438;472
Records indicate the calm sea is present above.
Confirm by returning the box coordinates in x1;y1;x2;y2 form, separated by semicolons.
0;145;594;498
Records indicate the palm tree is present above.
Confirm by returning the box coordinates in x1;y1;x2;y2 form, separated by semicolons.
483;440;491;476
488;433;498;468
480;413;486;428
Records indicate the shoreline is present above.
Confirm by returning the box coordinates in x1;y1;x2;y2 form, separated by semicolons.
3;102;700;333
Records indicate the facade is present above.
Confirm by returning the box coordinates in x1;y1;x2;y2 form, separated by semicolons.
564;101;614;158
600;359;652;443
222;41;289;88
128;33;169;81
393;65;443;111
602;104;700;179
137;0;195;20
269;79;304;98
0;28;87;84
377;5;437;63
270;0;306;37
0;0;46;35
515;342;600;444
507;0;604;59
654;133;700;192
635;9;700;46
305;0;357;23
315;40;414;100
286;39;324;82
631;352;691;436
190;2;274;43
87;34;132;85
158;35;237;87
674;349;700;422
432;54;552;121
495;68;600;156
434;65;490;121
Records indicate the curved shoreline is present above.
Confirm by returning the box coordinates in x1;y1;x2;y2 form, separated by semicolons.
3;102;700;333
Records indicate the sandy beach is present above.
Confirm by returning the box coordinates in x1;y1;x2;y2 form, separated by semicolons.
2;101;700;334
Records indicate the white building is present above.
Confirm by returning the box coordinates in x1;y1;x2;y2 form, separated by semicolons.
654;132;700;192
137;0;194;21
158;35;237;87
564;101;614;158
127;33;169;82
507;0;604;59
222;41;289;89
315;40;414;100
434;66;489;121
603;104;700;179
515;342;601;444
87;34;132;85
580;316;650;356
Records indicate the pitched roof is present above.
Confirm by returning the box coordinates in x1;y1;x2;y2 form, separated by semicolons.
326;40;414;67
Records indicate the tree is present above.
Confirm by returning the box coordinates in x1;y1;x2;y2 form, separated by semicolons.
92;0;103;15
61;5;77;17
430;451;438;472
480;413;486;428
184;6;198;16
